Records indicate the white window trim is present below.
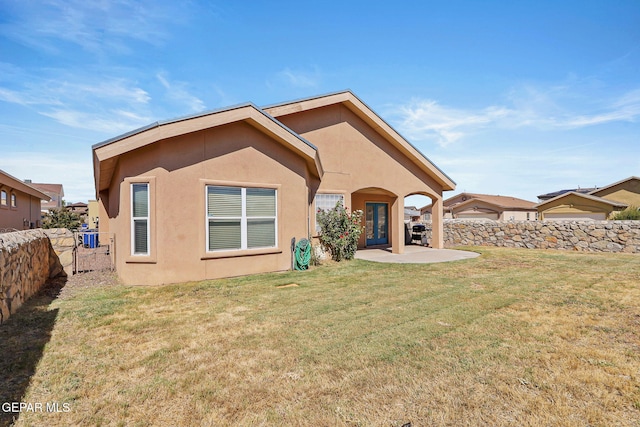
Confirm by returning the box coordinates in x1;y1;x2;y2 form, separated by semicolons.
206;186;278;252
131;183;150;256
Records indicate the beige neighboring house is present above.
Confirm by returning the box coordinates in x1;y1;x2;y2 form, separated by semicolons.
537;176;640;220
0;169;50;230
87;200;99;229
93;90;456;285
67;202;88;215
28;181;64;212
422;193;538;221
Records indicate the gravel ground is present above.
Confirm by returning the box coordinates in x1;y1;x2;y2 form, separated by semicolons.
41;270;122;301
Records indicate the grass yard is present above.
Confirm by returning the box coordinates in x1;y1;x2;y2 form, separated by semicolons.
4;247;640;426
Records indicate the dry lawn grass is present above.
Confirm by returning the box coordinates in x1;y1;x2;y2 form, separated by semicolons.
7;247;640;426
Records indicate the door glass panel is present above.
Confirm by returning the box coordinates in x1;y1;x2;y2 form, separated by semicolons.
377;204;387;239
366;204;374;240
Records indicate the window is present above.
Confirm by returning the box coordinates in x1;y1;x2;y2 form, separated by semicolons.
314;193;344;232
206;186;276;251
131;183;150;255
11;193;16;208
0;190;6;206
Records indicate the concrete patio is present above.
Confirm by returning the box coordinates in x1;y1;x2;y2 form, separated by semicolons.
354;244;480;264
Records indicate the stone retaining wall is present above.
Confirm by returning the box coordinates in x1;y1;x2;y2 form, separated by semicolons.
423;220;640;253
43;228;75;276
0;229;71;323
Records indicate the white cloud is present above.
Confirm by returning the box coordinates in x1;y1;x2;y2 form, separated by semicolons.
0;71;153;132
156;73;205;113
390;85;640;147
41;109;151;133
0;0;190;54
392;100;514;146
275;67;321;88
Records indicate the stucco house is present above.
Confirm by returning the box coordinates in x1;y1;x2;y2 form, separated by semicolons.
93;91;455;285
537;176;639;220
421;193;537;221
27;181;64;212
0;169;50;230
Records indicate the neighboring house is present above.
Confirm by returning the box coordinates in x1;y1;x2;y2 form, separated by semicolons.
422;193;538;221
87;200;99;229
537;187;596;202
27;181;64;212
67;202;88;215
93;90;456;285
589;176;640;207
537;176;639;220
404;206;421;222
0;169;50;230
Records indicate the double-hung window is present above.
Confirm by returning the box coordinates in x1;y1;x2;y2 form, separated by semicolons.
131;183;150;255
206;186;276;251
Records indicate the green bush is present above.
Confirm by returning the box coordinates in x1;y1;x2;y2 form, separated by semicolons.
317;201;364;261
42;208;82;229
612;206;640;220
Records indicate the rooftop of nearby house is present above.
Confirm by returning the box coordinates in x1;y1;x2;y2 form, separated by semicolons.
0;169;51;200
537;187;597;201
28;182;64;197
422;192;537;212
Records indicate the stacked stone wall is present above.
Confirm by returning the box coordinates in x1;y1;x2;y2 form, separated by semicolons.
423;220;640;253
0;229;71;323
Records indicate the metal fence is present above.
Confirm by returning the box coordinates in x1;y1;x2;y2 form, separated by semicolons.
73;231;114;274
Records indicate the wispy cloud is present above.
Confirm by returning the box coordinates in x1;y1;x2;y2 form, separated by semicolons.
0;0;189;54
393;101;511;146
41;109;151;133
156;73;205;113
0;70;152;132
274;67;321;88
391;85;640;147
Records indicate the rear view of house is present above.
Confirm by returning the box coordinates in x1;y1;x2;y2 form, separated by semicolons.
93;91;455;285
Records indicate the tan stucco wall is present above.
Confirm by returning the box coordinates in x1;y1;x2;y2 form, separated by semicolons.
276;104;444;250
87;200;99;229
0;188;42;230
102;121;312;285
593;180;640;207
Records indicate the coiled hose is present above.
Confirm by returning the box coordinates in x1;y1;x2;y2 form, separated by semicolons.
294;238;311;270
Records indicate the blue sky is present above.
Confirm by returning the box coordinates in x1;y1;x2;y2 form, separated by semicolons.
1;0;639;206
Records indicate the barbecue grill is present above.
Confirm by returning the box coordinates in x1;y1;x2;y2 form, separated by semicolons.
411;224;427;245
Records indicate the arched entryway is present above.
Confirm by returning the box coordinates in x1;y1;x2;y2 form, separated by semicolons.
351;187;402;252
405;190;444;249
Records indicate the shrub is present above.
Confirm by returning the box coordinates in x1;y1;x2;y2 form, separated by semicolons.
612;206;640;220
317;201;364;261
42;208;82;229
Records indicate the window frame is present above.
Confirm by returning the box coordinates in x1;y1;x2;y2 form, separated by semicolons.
10;192;17;208
130;182;150;257
314;193;345;233
0;189;7;207
205;185;278;253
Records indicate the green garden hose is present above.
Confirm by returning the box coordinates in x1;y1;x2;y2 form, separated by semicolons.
294;238;311;270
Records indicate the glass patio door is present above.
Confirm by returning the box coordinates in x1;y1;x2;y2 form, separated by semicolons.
365;203;388;246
